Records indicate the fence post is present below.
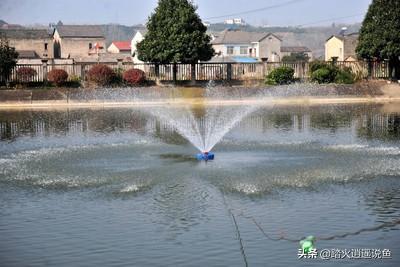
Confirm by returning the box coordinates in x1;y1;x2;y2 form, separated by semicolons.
81;63;86;81
262;62;266;78
367;60;373;79
172;62;177;84
227;63;232;81
41;59;48;82
117;58;123;70
155;63;160;79
191;63;196;83
331;57;338;67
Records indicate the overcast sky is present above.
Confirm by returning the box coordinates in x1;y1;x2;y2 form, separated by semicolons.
0;0;372;27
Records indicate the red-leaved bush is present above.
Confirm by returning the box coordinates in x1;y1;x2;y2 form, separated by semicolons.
48;69;68;86
123;68;146;85
17;67;37;82
87;64;115;86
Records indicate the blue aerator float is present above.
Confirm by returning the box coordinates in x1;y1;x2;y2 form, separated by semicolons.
196;152;215;161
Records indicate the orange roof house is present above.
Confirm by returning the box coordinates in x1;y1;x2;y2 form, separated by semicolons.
107;41;131;54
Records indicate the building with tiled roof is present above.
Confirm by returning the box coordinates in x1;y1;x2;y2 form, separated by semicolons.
210;29;282;62
131;28;148;63
0;29;53;59
53;25;106;59
325;33;359;61
107;41;131;54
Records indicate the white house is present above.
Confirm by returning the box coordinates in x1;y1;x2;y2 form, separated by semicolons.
325;33;359;61
131;29;147;63
211;29;282;62
224;18;246;26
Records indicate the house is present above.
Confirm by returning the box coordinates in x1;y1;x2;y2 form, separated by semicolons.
280;46;313;61
325;33;359;61
107;41;131;54
211;29;282;62
53;25;106;59
131;29;147;63
0;29;53;60
224;18;246;26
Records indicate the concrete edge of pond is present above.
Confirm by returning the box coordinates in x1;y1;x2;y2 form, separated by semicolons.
1;96;400;110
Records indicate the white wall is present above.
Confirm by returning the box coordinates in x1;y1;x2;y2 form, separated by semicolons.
212;43;259;57
131;32;145;63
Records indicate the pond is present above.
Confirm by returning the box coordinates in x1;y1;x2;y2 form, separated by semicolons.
0;103;400;266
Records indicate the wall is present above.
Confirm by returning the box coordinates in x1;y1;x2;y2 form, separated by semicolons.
9;38;54;59
212;43;258;57
107;43;120;54
131;32;144;63
259;35;281;62
325;37;344;61
53;30;106;59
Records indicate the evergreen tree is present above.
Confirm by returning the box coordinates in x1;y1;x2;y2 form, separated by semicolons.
0;35;18;84
137;0;214;64
356;0;400;79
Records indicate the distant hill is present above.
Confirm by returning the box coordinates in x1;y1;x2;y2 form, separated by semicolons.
100;24;146;46
0;19;25;29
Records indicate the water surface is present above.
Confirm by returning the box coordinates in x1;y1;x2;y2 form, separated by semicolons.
0;104;400;266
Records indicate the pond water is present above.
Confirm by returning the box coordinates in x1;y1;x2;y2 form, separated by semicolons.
0;104;400;266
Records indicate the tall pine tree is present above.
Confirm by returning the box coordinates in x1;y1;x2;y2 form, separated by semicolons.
356;0;400;79
137;0;214;64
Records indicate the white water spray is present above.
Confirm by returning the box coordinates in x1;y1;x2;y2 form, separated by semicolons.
143;83;273;152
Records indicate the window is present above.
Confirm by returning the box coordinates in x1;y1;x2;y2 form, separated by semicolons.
227;46;234;55
89;43;93;49
44;43;48;50
240;46;248;55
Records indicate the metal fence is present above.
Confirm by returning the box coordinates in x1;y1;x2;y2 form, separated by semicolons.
2;61;390;83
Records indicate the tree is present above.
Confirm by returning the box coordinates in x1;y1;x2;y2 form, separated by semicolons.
356;0;400;79
282;52;309;63
0;35;18;84
137;0;214;65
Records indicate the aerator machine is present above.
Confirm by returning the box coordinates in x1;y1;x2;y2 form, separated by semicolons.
196;152;215;161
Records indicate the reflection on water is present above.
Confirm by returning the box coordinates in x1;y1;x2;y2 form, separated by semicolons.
1;105;400;143
1;104;400;267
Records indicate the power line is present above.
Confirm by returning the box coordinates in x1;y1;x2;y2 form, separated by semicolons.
204;0;308;20
297;13;365;27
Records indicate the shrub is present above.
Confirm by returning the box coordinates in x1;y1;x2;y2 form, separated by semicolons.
335;67;355;84
123;68;146;85
87;64;115;86
265;66;295;85
309;61;331;73
310;68;335;84
48;69;68;86
111;67;124;85
69;74;81;83
17;67;37;82
309;61;338;83
309;61;355;84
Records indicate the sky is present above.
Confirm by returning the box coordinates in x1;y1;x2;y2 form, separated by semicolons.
0;0;372;27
